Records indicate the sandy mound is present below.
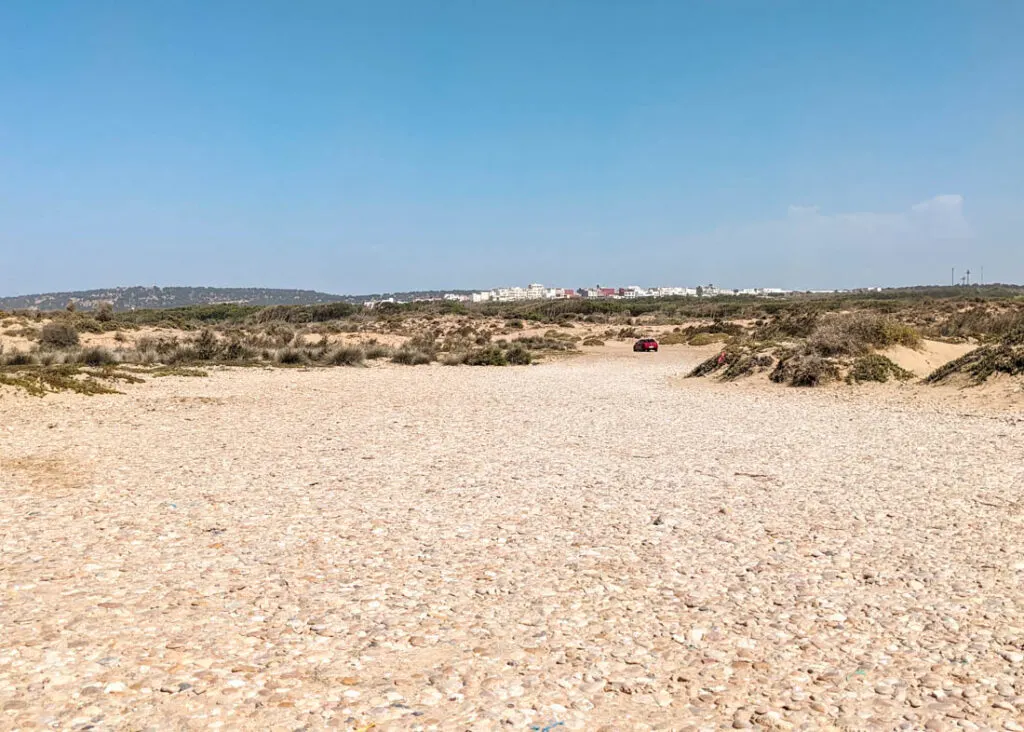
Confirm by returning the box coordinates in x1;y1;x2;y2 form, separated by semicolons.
882;339;976;378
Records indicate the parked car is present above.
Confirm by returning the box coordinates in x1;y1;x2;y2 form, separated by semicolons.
633;337;659;352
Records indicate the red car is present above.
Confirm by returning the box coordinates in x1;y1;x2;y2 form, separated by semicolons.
633;338;659;352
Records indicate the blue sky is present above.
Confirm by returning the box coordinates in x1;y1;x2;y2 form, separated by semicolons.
1;1;1021;294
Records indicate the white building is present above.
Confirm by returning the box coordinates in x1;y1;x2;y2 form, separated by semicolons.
526;283;547;300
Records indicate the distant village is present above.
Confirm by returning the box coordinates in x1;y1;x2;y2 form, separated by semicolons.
364;283;882;307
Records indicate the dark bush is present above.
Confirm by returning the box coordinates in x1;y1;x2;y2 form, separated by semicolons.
363;342;393;360
464;347;508;366
275;348;307;365
391;347;433;365
76;347;118;367
2;349;38;366
926;327;1024;384
847;354;914;383
252;303;357;324
190;329;221;360
95;302;115;322
506;344;532;365
770;355;840;387
40;321;80;348
326;346;365;366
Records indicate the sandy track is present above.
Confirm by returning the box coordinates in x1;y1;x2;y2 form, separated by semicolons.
2;352;1023;731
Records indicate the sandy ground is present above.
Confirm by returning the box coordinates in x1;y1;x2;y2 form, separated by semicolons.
882;340;977;378
2;350;1024;731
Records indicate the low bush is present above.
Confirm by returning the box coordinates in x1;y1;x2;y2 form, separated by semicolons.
0;366;122;397
688;347;739;378
275;347;307;365
805;313;921;357
688;332;728;346
752;312;821;340
464;346;508;366
511;336;577;352
40;321;80;348
2;349;38;366
506;344;532;365
441;352;469;366
252;302;357;324
770;354;840;387
391;347;433;365
926;327;1024;384
847;354;914;383
326;345;365;366
721;353;774;381
363;342;393;360
76;346;118;367
3;326;39;340
220;339;258;361
70;316;108;334
582;337;605;347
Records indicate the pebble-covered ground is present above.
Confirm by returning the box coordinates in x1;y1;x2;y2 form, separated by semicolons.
2;351;1023;731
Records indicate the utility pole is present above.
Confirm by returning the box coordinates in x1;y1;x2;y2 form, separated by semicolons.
951;267;955;287
981;266;984;286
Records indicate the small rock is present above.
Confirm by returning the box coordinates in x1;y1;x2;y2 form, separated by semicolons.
920;674;943;689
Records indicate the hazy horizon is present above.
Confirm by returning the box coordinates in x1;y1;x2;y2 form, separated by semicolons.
2;2;1022;295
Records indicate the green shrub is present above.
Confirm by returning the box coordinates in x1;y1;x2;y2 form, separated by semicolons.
506;344;532;365
0;366;121;397
464;347;507;366
847;354;914;383
806;313;921;357
3;326;39;340
220;339;257;361
721;353;774;381
74;317;104;334
688;347;736;378
688;332;727;346
95;302;115;322
252;302;357;324
40;321;80;348
752;312;820;340
582;337;605;347
926;327;1024;384
511;336;576;352
190;329;221;360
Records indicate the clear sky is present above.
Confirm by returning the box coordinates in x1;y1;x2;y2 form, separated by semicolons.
1;1;1021;295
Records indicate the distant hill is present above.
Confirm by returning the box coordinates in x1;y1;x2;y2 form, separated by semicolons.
0;286;350;312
